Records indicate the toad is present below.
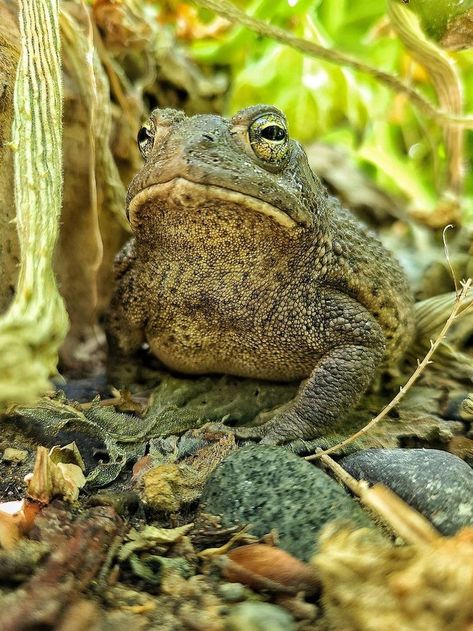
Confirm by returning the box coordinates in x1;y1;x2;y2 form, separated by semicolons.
106;105;415;445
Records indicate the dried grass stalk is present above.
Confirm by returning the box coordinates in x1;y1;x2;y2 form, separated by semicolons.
313;525;473;631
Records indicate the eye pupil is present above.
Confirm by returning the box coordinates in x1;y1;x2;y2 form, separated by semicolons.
248;115;289;163
261;125;286;141
137;126;152;145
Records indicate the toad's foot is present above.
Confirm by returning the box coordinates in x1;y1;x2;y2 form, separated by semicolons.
235;409;319;446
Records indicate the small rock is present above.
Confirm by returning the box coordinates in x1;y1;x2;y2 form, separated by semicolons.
341;448;473;535
217;582;247;603
199;446;374;561
225;601;295;631
2;448;28;464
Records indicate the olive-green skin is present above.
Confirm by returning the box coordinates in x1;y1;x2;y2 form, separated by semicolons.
106;105;414;444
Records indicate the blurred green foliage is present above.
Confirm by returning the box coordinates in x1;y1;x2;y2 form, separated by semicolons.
188;0;473;219
408;0;473;41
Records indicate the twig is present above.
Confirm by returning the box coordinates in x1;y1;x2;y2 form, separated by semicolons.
0;505;122;631
442;224;459;296
93;533;124;591
442;225;473;319
306;277;472;460
318;453;441;546
191;0;473;128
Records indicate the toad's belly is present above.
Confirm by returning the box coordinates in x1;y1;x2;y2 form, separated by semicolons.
146;311;317;382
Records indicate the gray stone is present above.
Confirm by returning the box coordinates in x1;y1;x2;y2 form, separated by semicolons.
199;445;374;561
225;602;295;631
341;448;473;535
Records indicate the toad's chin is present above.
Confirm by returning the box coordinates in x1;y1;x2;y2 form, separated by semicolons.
126;177;299;228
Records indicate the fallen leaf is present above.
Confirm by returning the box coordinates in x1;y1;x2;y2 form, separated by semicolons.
197;526;256;560
132;454;152;479
49;442;85;469
119;523;194;561
220;544;320;595
25;445;86;504
109;388;149;415
128;553;193;585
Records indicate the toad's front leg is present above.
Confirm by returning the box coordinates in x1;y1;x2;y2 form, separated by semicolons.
105;240;148;385
237;291;386;445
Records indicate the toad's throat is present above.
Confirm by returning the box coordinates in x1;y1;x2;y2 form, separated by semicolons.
127;178;298;228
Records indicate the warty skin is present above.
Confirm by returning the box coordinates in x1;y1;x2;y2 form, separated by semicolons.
106;104;415;445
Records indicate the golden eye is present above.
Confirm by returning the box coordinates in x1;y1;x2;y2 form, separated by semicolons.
248;114;289;163
137;123;154;159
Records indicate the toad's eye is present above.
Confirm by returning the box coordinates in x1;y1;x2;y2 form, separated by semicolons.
260;124;287;141
248;115;289;164
137;124;154;159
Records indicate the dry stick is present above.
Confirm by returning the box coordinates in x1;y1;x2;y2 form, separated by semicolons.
317;453;441;546
443;224;459;296
0;506;122;631
306;277;472;460
191;0;473;128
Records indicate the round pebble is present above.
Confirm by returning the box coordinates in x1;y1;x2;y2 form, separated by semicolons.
225;601;295;631
217;582;247;603
200;445;375;561
341;448;473;535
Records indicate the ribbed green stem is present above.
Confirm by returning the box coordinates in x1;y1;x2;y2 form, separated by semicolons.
0;0;68;407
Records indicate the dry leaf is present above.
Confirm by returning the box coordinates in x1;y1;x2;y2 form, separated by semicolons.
49;442;85;469
220;544;320;595
93;0;152;50
25;445;86;504
132;454;152;479
109;388;149;415
119;523;194;561
197;527;256;560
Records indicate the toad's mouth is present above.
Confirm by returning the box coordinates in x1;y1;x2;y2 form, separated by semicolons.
126;177;300;229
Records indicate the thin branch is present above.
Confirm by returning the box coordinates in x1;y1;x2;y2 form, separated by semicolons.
306;278;472;460
191;0;473;128
442;224;459;296
0;505;122;630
